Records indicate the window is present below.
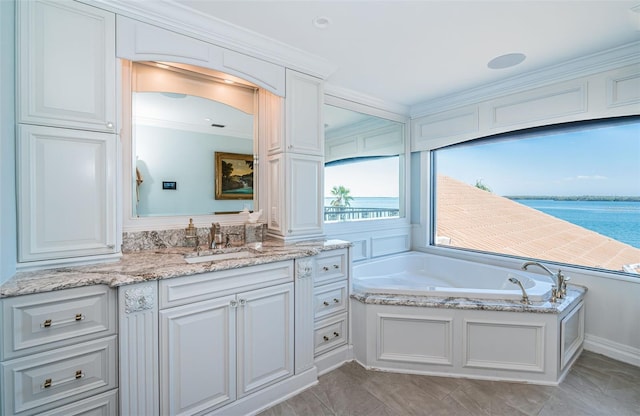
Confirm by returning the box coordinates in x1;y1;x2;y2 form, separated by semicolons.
325;156;400;221
324;104;405;223
431;117;640;275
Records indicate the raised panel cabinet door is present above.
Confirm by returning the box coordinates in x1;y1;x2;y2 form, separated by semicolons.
159;295;237;416
18;0;116;132
237;283;294;397
285;69;323;155
287;154;324;236
17;125;117;262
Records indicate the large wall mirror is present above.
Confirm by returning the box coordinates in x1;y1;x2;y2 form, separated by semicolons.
123;61;264;230
323;98;408;226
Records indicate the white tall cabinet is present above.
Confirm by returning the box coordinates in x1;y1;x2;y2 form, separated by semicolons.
16;0;117;264
267;69;324;240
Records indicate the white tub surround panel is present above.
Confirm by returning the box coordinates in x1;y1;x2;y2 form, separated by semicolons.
352;288;586;386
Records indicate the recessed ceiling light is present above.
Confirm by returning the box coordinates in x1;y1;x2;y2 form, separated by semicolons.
224;79;235;84
487;53;526;70
156;63;169;69
313;16;331;29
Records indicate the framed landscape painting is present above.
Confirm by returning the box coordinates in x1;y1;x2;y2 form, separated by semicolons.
215;152;254;200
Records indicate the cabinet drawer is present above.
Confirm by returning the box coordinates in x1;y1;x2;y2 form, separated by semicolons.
314;314;348;357
159;260;294;309
314;249;348;286
2;285;116;360
1;336;117;416
36;390;118;416
313;280;348;320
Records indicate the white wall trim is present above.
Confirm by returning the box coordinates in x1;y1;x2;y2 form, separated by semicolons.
411;41;640;118
325;83;410;116
82;0;337;80
583;334;640;367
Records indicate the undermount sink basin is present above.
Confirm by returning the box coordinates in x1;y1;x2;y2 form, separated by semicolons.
184;248;255;264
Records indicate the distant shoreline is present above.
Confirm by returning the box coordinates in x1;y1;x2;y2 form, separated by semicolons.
505;196;640;202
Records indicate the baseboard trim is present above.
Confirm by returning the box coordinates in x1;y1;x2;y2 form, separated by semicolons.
583;334;640;367
315;344;354;376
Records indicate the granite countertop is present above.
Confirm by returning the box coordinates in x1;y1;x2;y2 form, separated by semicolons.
0;239;351;298
351;285;587;314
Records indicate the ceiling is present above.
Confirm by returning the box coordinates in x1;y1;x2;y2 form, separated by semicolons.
173;0;640;109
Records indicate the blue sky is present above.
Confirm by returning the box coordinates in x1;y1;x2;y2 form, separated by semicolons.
324;120;640;198
325;158;399;197
436;121;640;196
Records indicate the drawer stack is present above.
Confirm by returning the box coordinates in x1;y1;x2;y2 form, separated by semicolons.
313;249;349;358
1;285;118;415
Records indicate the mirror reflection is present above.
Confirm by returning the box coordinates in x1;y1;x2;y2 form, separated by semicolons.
324;105;405;222
131;62;257;217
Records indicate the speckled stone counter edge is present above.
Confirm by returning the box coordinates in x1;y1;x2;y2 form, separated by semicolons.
351;285;586;314
1;239;351;298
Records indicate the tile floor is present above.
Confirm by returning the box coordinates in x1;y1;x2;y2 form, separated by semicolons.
259;351;640;415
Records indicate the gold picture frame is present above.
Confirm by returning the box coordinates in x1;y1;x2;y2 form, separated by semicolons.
215;152;254;200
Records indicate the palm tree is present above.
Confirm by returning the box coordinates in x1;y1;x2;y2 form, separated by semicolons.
330;185;354;207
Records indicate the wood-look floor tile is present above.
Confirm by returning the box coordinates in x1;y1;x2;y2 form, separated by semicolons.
310;367;385;416
258;351;640;416
257;389;334;416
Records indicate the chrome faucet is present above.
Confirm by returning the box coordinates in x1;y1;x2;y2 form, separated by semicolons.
508;277;530;304
209;223;222;249
521;261;569;299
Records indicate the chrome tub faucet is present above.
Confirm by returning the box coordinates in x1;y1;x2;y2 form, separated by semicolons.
521;261;569;300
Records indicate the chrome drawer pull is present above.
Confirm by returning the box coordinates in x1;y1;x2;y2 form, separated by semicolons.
323;301;329;306
333;298;340;303
42;370;84;389
322;266;329;271
333;331;340;337
333;264;339;269
323;335;329;341
42;314;85;328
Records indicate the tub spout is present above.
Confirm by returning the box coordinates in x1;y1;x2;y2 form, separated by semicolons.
508;277;530;305
521;261;569;299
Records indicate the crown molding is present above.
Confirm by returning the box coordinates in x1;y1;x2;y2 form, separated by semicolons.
82;0;337;80
324;83;410;118
411;41;640;119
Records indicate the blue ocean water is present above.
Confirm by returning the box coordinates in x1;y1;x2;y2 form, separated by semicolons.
513;199;640;249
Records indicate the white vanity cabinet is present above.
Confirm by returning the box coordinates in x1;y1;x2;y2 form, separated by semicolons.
17;0;116;132
16;0;118;264
312;248;351;373
0;285;118;416
158;261;294;415
17;125;117;262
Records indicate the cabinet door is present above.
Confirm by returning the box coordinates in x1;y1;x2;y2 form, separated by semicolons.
284;69;323;155
287;154;324;236
237;283;294;397
160;295;236;416
17;0;116;132
17;125;117;262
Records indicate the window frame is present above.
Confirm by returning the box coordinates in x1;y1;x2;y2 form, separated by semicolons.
418;116;640;281
323;94;411;236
